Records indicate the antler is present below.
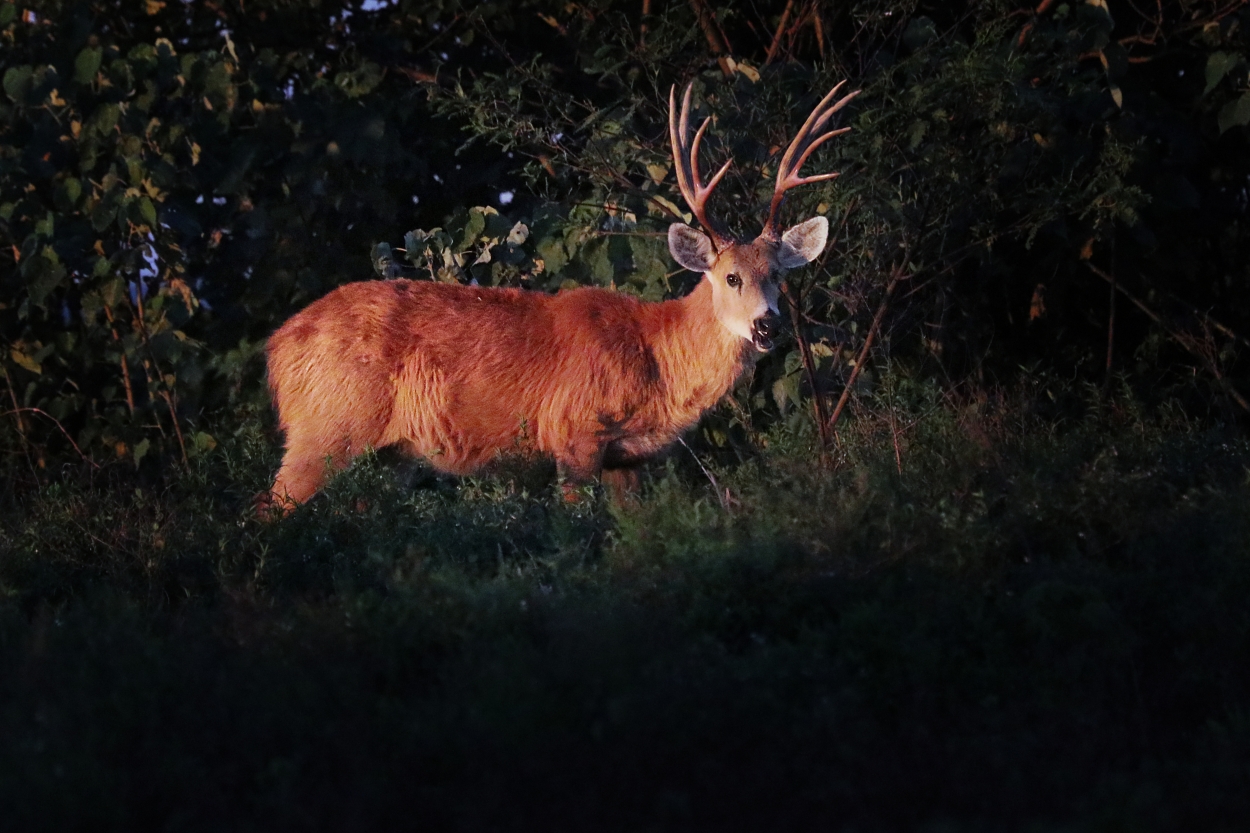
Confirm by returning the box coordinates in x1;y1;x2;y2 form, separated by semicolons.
762;80;860;239
669;83;733;250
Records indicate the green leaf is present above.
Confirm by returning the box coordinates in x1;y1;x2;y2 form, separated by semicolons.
25;249;67;307
3;65;32;102
1204;51;1240;96
334;60;383;98
371;242;398;277
907;119;927;150
458;207;492;251
92;102;120;135
75;46;103;84
139;197;157;227
101;277;125;308
1218;91;1250;134
902;16;937;52
133;437;151;467
192;431;217;456
61;177;82;207
10;348;41;375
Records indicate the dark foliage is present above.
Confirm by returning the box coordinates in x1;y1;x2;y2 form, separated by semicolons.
3;2;1250;828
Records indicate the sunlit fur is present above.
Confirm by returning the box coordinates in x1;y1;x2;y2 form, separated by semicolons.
264;77;848;510
265;269;756;508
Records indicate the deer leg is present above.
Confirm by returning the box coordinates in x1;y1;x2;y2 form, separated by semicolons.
601;466;641;503
556;438;605;503
265;444;348;513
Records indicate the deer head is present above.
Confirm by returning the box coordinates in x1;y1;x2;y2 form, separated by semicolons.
666;81;860;351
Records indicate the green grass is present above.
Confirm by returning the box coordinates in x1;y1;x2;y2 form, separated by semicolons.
2;382;1250;831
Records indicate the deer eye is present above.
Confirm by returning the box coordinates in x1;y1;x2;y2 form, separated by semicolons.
725;273;742;289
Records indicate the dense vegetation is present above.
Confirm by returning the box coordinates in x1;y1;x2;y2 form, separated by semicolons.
2;0;1250;828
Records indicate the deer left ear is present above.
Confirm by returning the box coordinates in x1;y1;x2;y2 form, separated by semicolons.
776;216;829;269
668;223;719;273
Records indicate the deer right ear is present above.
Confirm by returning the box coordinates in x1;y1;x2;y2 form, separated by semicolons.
777;216;829;269
668;223;718;273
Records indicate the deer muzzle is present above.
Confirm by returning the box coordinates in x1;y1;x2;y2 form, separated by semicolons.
751;314;779;353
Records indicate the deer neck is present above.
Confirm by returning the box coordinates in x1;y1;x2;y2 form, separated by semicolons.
649;276;749;415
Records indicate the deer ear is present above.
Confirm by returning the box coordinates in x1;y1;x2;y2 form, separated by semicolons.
668;223;718;273
777;216;829;269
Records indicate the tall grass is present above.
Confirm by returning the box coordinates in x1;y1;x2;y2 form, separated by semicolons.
2;378;1248;830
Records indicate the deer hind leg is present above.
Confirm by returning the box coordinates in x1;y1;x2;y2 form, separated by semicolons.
265;426;372;513
555;436;606;503
601;466;641;503
266;450;343;511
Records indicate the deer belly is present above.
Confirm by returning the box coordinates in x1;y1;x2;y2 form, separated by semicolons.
605;433;676;467
379;354;537;472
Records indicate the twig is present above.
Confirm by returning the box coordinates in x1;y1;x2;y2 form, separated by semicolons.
678;436;731;511
1016;0;1058;48
783;282;832;459
1165;291;1250;350
764;0;798;65
688;0;734;77
103;303;137;415
1105;252;1116;383
889;408;903;474
2;363;38;478
2;363;26;437
640;0;651;45
1086;262;1250;414
826;266;903;438
130;289;189;465
2;407;99;468
811;4;826;61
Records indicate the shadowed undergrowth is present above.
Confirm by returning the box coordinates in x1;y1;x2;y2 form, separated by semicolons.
2;383;1249;832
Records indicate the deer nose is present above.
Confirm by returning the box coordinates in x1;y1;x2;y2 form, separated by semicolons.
751;314;779;352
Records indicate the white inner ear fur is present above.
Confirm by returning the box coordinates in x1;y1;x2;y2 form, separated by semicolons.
776;216;829;270
668;223;718;273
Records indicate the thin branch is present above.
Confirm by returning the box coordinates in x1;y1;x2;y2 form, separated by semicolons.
103;303;137;416
764;0;798;65
783;282;832;459
811;4;826;62
677;436;731;511
129;291;189;465
826;263;904;438
1105;251;1117;383
2;363;26;437
2;407;99;468
1086;262;1250;414
688;0;734;77
2;363;38;479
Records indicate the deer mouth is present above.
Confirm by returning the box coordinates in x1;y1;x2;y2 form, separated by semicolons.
751;316;778;352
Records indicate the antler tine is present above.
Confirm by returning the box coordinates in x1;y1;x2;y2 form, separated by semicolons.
764;81;861;237
669;83;733;249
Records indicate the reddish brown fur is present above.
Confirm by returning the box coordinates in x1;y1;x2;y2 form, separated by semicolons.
265;276;748;507
263;81;854;510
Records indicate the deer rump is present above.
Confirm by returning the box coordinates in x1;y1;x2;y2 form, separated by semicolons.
265;276;747;506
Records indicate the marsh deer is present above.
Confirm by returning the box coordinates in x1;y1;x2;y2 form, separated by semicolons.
264;81;859;510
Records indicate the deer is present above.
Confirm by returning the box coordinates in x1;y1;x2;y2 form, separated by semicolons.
262;80;859;511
